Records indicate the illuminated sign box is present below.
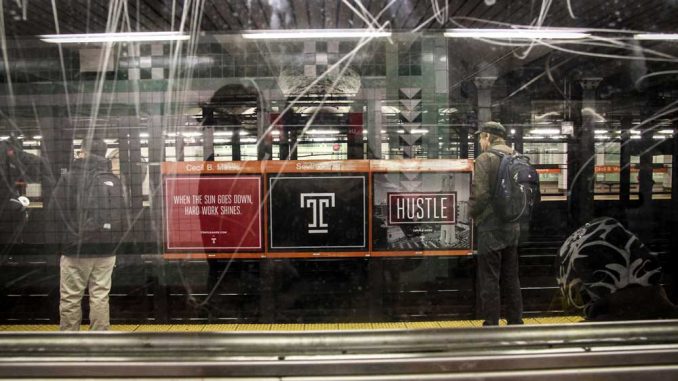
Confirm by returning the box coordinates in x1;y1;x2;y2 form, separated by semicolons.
371;160;473;256
264;160;369;258
161;159;473;259
162;162;264;259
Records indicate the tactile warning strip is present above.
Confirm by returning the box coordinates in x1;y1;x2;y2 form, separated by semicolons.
0;316;584;332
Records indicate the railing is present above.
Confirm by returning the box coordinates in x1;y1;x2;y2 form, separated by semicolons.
1;320;678;379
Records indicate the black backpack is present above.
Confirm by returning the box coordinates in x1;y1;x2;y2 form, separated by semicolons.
78;171;126;244
489;149;541;223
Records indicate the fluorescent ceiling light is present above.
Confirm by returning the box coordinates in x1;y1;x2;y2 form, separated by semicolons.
214;131;233;136
396;129;429;134
529;128;561;135
594;129;608;134
444;28;590;40
242;29;391;40
306;129;340;135
659;129;674;134
308;137;337;142
381;106;400;114
634;33;678;41
40;31;189;44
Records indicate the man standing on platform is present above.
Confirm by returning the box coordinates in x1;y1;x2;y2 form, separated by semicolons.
52;138;123;331
469;121;523;326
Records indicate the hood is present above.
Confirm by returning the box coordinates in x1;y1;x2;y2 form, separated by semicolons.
70;155;112;175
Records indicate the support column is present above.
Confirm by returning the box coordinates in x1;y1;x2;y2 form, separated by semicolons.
347;111;364;160
148;112;168;323
366;90;383;159
257;95;273;161
473;76;496;158
202;107;214;161
513;125;524;154
570;77;600;229
670;121;678;302
118;116;144;242
232;125;241;161
41;107;72;246
175;127;185;162
620;115;632;209
637;109;655;243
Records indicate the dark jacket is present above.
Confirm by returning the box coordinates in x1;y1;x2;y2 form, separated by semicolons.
469;139;519;231
0;141;45;244
51;155;116;257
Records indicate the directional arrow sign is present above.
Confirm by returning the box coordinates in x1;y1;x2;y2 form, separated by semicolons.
400;99;421;111
400;111;421;122
400;88;421;99
400;133;422;146
401;123;420;133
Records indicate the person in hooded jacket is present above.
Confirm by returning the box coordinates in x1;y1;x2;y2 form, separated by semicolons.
52;138;117;331
0;139;44;247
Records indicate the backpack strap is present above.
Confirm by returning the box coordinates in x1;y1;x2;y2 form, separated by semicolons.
487;148;505;158
485;149;509;198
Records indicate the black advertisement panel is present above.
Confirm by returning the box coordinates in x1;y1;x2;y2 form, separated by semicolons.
372;172;472;252
268;173;368;251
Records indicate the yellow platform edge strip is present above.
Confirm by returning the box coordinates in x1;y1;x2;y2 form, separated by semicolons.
0;316;584;332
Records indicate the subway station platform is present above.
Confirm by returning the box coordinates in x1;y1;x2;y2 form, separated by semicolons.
0;316;583;332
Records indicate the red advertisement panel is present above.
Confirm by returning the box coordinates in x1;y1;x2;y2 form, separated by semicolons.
164;176;262;251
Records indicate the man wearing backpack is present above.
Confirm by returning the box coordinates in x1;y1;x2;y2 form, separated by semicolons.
52;138;123;331
469;121;524;326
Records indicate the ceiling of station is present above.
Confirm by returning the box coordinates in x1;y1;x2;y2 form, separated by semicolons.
2;0;677;37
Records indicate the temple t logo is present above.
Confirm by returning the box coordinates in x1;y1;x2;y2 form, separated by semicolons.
300;193;335;234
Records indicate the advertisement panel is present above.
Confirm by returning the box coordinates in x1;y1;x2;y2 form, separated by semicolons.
372;171;472;254
164;175;262;252
268;173;368;251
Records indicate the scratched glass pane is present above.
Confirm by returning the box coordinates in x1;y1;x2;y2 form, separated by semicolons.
0;0;676;331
